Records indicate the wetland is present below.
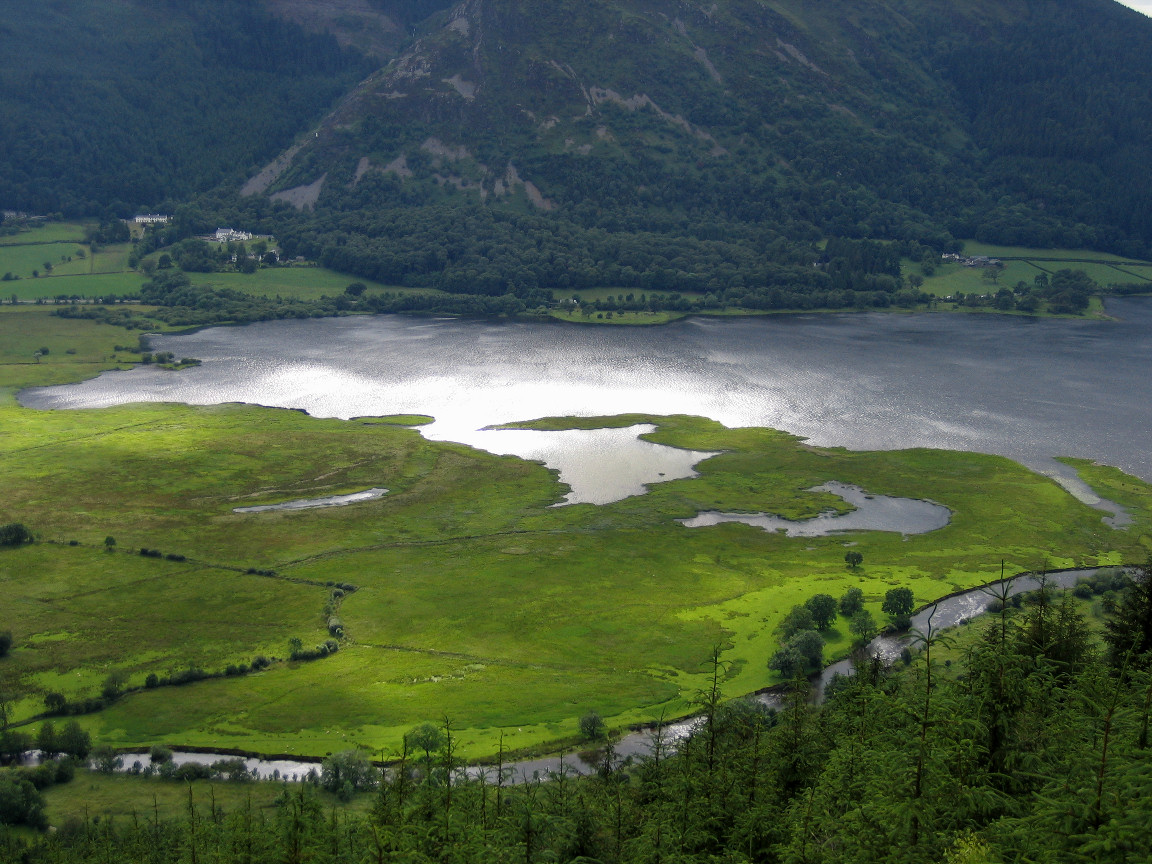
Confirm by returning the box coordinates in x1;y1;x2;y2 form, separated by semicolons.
5;300;1152;760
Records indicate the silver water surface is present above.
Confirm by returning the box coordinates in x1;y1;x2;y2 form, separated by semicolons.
233;487;389;513
20;300;1152;508
680;481;951;537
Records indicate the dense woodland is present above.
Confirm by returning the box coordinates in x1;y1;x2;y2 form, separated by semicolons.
2;566;1151;862
0;0;370;216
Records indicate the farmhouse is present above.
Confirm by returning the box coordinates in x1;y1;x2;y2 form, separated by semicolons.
134;213;170;224
214;227;253;242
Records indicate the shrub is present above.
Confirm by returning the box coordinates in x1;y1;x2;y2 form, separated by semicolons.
882;588;915;626
779;605;815;640
211;758;252;782
0;523;32;548
578;711;607;742
91;745;123;774
0;773;47;829
149;745;173;764
320;750;376;793
173;762;212;782
805;594;838;630
0;631;11;658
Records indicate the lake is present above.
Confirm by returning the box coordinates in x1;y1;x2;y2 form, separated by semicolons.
21;299;1152;507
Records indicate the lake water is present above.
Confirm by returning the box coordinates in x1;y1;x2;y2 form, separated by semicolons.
21;299;1152;508
680;481;951;536
233;487;389;513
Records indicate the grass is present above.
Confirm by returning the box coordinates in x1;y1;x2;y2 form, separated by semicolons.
907;241;1152;305
0;305;156;395
960;241;1152;263
2;272;147;301
0;221;90;246
184;266;430;301
2;309;1150;762
550;308;688;325
0;243;93;279
40;769;372;827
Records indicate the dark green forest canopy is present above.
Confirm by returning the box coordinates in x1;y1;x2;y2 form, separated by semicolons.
0;0;371;216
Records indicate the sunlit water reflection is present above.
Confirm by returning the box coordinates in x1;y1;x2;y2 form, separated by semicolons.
21;300;1152;511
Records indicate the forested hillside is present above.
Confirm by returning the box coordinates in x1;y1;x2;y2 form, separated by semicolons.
0;0;371;216
236;0;1152;304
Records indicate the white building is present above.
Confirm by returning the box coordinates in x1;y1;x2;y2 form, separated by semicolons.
214;228;252;242
134;214;170;224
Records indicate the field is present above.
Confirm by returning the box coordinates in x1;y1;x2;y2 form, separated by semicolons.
907;241;1152;302
185;267;425;301
0;222;89;246
3;304;1151;763
0;221;138;299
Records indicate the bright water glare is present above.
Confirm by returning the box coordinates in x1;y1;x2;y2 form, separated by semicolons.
21;299;1152;507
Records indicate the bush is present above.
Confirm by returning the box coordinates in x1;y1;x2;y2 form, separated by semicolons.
779;605;815;640
805;594;838;630
172;762;213;782
0;773;46;829
320;750;376;793
882;587;915;623
149;745;173;764
211;758;252;782
0;631;11;658
0;523;32;548
578;711;607;742
57;721;90;759
91;745;123;774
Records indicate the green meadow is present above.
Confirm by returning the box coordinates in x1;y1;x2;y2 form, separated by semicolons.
185;267;426;301
2;305;1150;762
907;241;1152;302
0;222;90;246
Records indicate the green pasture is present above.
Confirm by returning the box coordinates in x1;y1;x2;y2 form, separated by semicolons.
2;309;1150;761
907;241;1152;302
0;243;92;279
0;221;90;246
960;241;1152;263
550;307;688;325
2;271;146;301
184;266;424;301
0;305;154;394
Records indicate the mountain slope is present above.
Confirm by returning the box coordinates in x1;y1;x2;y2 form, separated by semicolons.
0;0;372;216
249;0;1152;261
